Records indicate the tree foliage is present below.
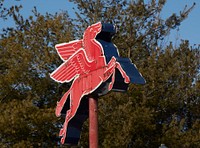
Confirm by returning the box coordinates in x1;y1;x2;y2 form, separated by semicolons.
0;3;75;147
0;0;199;147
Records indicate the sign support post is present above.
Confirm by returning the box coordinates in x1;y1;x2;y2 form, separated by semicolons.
89;97;98;148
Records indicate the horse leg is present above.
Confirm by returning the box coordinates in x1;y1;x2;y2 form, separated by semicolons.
59;110;71;144
103;57;117;90
116;62;130;83
59;78;84;144
56;89;71;117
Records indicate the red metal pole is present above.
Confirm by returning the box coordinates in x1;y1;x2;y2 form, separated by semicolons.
89;97;98;148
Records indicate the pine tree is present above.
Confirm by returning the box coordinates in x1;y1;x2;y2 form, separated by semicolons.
0;4;75;147
69;0;199;147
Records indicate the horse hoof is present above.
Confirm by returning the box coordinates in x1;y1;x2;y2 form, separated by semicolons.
59;128;64;136
55;109;61;117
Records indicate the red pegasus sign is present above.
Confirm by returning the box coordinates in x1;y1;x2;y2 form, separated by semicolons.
50;22;145;144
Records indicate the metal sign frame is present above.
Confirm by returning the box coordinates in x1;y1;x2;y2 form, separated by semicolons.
50;22;145;145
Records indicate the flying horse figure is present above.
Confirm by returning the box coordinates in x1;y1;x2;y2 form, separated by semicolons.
50;22;145;144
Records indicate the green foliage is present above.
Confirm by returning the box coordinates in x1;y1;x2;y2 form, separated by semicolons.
0;4;74;147
0;99;57;147
0;0;199;147
0;7;74;104
70;0;199;147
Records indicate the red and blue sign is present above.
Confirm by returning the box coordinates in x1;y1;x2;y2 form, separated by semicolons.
50;22;145;145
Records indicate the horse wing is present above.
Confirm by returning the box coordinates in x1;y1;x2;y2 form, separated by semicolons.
50;48;95;83
55;40;83;61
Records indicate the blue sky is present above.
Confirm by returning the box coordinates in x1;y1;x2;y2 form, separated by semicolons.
161;0;200;46
1;0;199;45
